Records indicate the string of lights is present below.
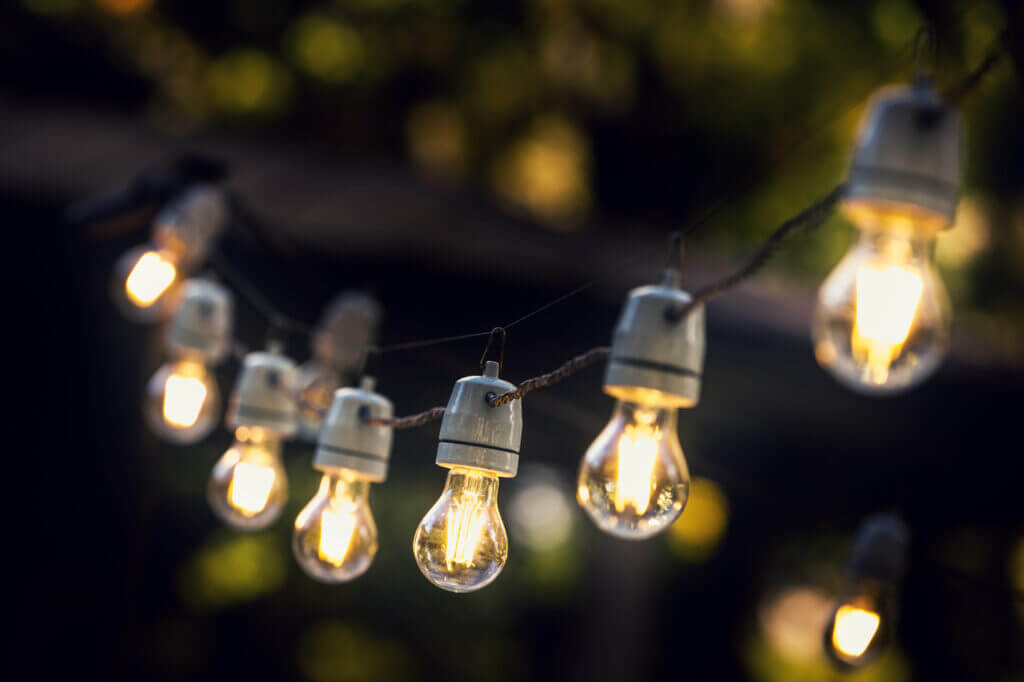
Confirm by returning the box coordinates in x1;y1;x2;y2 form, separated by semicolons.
91;18;1019;664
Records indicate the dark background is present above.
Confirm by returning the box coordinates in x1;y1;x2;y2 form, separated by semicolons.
5;1;1024;681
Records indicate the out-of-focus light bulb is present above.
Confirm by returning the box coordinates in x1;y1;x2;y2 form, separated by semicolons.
413;360;521;593
145;279;231;444
209;425;288;529
146;359;220;442
125;249;177;307
831;605;880;658
210;351;298;530
112;246;183;321
578;400;689;538
816;79;961;394
293;377;392;583
824;592;891;668
414;466;508;592
110;186;228;322
824;514;907;670
813;225;950;393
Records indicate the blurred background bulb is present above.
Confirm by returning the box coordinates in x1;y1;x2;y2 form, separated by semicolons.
293;472;378;582
111;245;182;321
578;399;689;539
145;358;220;443
413;467;508;593
208;426;288;530
824;584;892;669
813;212;951;394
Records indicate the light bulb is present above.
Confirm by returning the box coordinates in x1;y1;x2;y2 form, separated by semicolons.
577;399;689;539
293;472;378;582
413;467;508;593
111;246;181;321
813;215;950;394
145;358;220;443
208;426;288;529
824;582;892;669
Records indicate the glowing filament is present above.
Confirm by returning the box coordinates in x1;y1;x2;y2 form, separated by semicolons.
318;508;357;566
614;421;660;514
125;251;176;306
162;374;208;427
445;487;488;567
228;462;276;514
853;263;923;383
831;605;881;658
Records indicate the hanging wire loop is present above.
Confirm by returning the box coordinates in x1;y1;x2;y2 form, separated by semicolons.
479;327;507;373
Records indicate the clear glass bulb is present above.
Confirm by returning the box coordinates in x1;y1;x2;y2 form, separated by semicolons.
293;472;378;582
111;245;182;321
413;467;508;593
208;426;288;530
813;212;951;394
824;580;892;669
577;400;689;539
144;358;220;444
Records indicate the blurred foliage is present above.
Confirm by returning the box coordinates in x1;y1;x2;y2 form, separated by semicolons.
14;0;1013;346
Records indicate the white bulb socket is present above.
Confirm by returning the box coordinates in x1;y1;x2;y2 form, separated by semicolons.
166;279;233;363
604;270;705;408
844;79;963;226
313;376;394;482
227;351;299;436
435;361;522;477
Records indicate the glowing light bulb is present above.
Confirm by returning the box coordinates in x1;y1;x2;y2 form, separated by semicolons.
293;472;378;582
125;250;177;306
111;246;183;321
813;216;950;394
413;467;508;593
208;426;288;529
831;605;880;657
824;591;891;668
145;359;220;444
577;399;689;539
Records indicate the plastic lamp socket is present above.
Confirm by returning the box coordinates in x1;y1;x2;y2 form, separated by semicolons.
604;269;705;408
844;78;963;227
435;361;522;477
166;279;233;364
313;377;394;482
227;351;299;436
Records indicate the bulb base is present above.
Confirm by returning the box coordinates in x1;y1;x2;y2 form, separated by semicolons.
435;361;521;477
604;275;705;408
227;352;299;436
845;80;962;226
314;377;393;481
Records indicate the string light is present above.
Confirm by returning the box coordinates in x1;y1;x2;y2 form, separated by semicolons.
145;279;233;443
824;514;908;669
93;27;1013;598
111;185;228;321
413;360;521;593
208;351;298;530
813;78;960;394
293;376;393;583
577;268;702;539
